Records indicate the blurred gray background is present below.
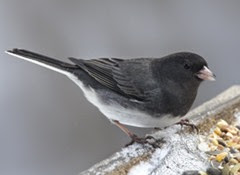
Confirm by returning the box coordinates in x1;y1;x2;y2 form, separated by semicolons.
1;1;240;175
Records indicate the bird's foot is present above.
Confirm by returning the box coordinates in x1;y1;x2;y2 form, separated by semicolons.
176;119;199;133
154;127;162;131
112;120;163;148
125;134;163;148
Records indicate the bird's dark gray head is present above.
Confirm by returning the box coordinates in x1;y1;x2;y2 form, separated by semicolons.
152;52;215;86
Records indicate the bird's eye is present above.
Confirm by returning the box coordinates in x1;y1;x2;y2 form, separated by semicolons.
184;63;190;70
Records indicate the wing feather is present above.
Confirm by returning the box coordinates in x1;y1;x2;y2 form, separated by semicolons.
69;57;147;101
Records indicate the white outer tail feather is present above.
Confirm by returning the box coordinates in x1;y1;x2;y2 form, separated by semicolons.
5;50;71;76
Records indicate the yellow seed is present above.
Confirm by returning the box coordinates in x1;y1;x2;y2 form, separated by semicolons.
214;127;222;135
228;127;238;135
226;132;234;138
227;140;237;147
216;152;228;162
230;158;239;164
209;132;219;140
217;119;229;128
233;144;240;150
210;145;218;151
211;139;219;146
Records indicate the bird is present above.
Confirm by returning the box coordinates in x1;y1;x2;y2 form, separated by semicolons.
6;49;215;146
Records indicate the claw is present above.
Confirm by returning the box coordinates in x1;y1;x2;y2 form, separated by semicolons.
125;134;163;148
113;120;164;148
176;119;199;133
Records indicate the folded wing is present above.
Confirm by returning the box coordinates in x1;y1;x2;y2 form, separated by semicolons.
69;57;150;102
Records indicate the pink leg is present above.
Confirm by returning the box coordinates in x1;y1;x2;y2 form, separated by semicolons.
112;120;163;148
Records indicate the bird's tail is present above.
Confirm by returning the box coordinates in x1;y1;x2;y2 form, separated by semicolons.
5;49;78;75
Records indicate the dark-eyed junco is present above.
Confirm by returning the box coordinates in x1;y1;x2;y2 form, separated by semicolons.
6;49;215;146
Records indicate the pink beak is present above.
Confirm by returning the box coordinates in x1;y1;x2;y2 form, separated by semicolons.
196;66;216;81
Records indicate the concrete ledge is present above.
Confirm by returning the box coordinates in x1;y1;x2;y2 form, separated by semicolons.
79;86;240;175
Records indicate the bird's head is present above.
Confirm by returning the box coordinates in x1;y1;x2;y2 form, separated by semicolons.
153;52;215;86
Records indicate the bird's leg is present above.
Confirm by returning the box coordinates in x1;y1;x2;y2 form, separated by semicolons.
112;120;136;138
112;120;161;148
176;119;199;133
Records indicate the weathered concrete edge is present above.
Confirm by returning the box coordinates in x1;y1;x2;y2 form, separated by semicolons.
79;85;240;175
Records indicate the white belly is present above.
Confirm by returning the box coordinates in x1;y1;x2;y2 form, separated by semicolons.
68;74;181;128
97;104;181;128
